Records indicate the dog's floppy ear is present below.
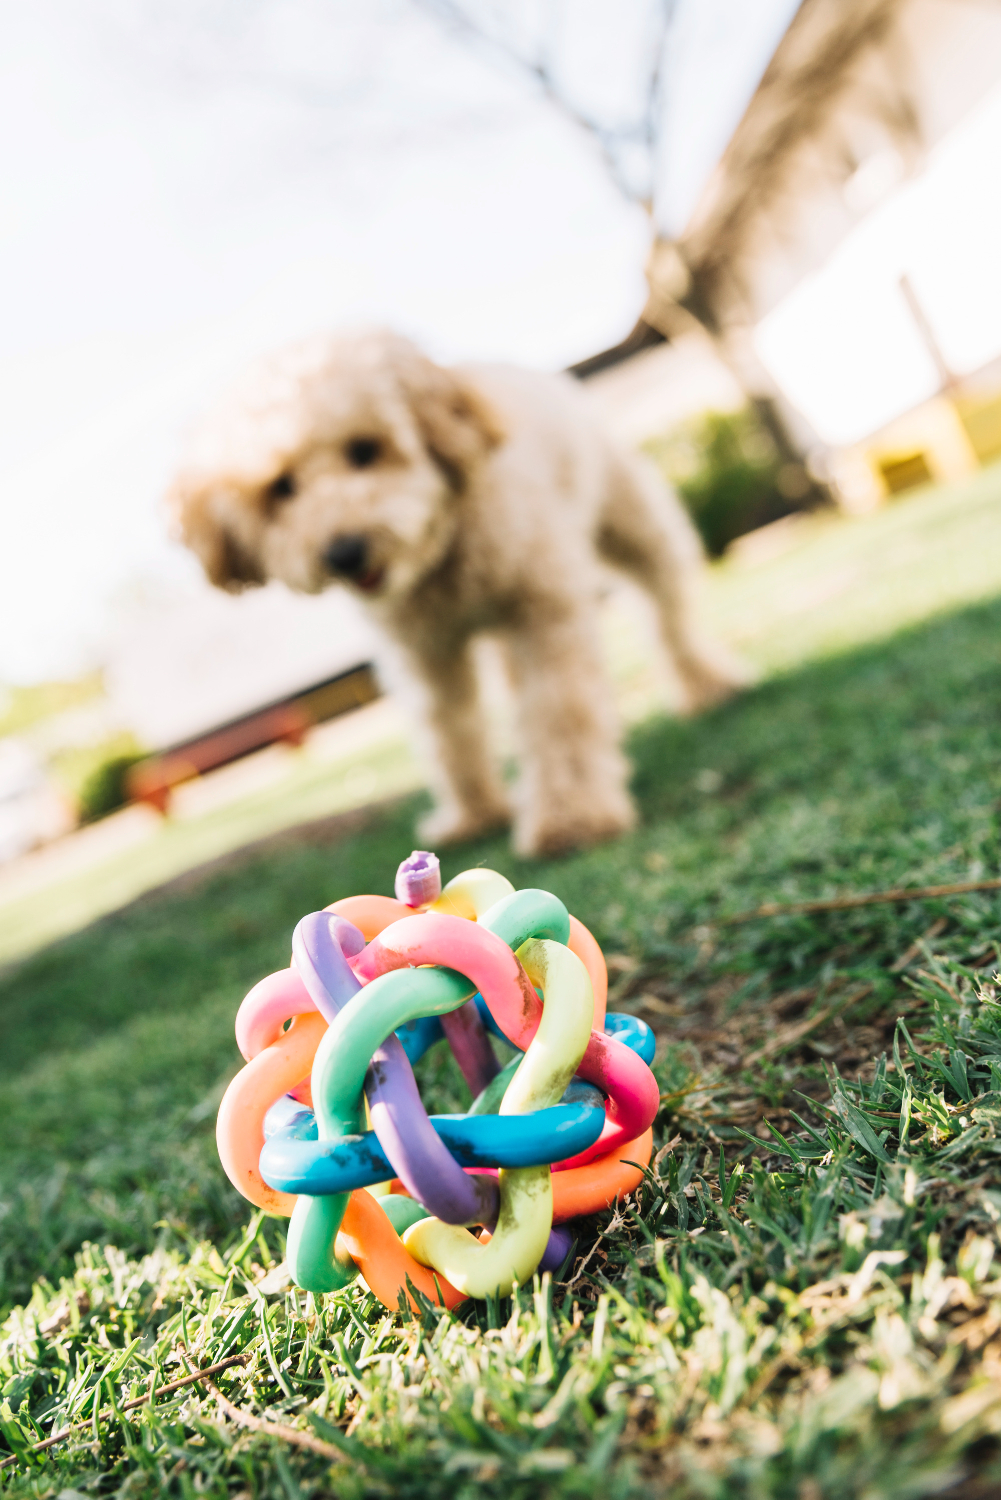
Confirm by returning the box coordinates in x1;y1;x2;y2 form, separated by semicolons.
167;477;265;592
404;359;505;489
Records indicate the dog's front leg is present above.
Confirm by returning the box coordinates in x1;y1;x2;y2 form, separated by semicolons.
504;605;635;858
394;634;511;847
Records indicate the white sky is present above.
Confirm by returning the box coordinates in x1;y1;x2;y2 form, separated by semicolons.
0;0;798;684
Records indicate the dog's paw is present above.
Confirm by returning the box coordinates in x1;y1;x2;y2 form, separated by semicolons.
677;652;757;713
513;798;636;859
418;801;511;848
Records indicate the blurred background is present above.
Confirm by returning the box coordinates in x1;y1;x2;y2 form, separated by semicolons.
5;0;1001;961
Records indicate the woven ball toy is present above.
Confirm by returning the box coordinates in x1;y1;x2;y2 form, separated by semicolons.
216;853;659;1309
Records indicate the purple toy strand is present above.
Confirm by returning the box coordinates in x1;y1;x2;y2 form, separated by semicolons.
440;998;501;1097
539;1225;574;1274
395;849;442;907
293;911;500;1228
366;1038;498;1225
292;913;366;1022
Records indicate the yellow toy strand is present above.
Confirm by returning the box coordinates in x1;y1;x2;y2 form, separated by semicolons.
428;867;515;919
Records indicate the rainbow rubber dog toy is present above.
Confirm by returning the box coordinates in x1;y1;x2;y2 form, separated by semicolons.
216;852;659;1309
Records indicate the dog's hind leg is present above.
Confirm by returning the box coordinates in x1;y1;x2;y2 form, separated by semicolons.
391;634;511;847
596;451;753;710
503;603;635;858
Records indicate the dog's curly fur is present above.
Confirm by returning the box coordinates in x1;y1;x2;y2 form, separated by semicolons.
169;329;746;856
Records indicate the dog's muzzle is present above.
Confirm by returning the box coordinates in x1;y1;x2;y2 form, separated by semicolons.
324;534;385;593
325;534;369;579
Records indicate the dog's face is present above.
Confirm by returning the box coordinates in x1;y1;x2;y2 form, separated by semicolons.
169;331;503;604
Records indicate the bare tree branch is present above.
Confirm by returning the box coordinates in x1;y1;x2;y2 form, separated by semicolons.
411;0;679;211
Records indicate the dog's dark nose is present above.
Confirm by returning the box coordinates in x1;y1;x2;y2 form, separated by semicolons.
325;534;369;579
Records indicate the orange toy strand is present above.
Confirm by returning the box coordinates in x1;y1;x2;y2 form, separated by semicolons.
325;894;411;941
216;1012;327;1215
567;915;607;1029
336;1190;467;1312
551;1129;653;1223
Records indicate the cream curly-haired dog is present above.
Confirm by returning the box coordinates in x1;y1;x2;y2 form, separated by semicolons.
170;330;744;857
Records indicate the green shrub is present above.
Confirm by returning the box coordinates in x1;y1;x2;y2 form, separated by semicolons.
646;407;809;556
77;750;146;823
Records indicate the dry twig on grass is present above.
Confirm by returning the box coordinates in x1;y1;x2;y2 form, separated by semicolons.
178;1352;346;1464
710;877;1001;928
0;1354;249;1471
889;917;949;972
743;984;874;1066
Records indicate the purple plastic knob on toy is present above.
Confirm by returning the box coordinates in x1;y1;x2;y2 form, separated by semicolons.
394;849;442;908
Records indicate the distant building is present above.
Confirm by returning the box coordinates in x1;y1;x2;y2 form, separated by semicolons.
640;0;1001;491
576;335;744;448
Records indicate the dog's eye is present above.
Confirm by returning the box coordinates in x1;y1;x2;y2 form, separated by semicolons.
345;437;381;469
264;472;296;510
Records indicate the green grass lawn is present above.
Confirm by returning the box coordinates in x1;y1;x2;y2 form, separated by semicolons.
4;470;1001;1496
